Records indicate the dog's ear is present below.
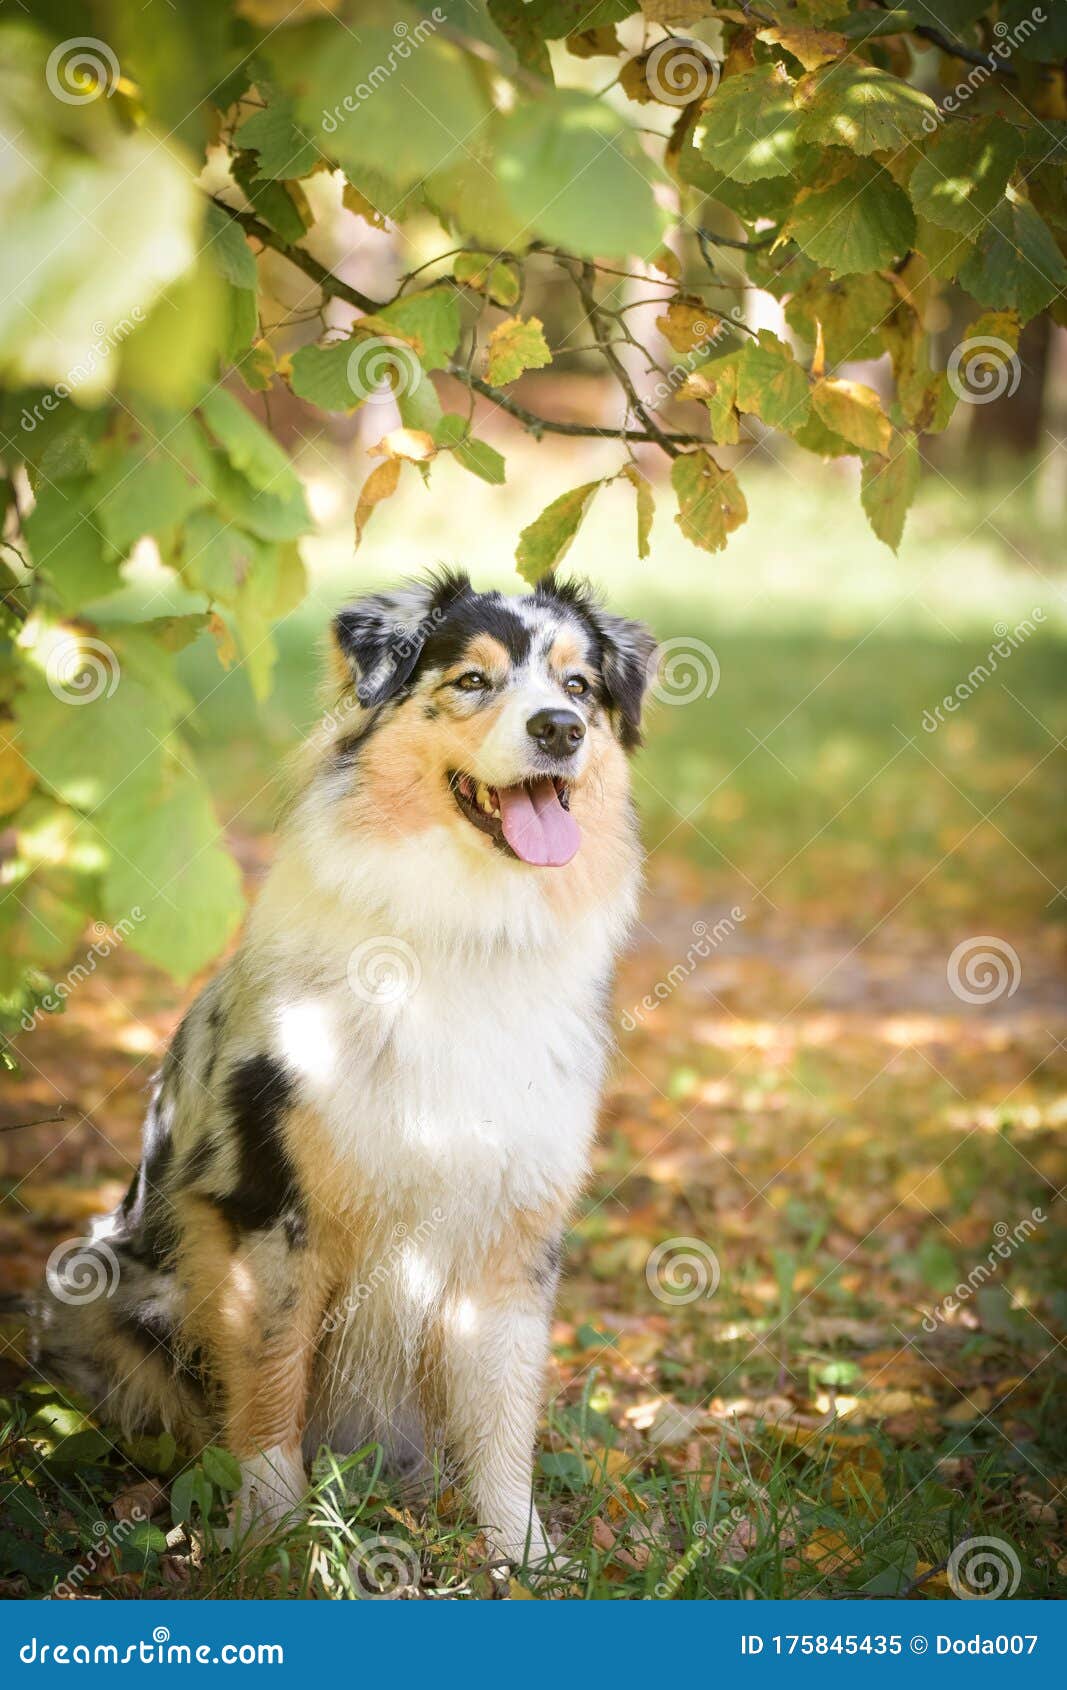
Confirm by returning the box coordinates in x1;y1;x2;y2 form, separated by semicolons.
536;576;655;749
590;608;657;750
331;570;470;707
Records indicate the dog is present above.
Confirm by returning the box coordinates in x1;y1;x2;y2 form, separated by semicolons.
32;570;654;1568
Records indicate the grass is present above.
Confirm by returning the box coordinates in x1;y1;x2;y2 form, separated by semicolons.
2;454;1065;1598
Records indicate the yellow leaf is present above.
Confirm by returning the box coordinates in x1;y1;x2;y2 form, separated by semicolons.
800;1526;859;1572
368;428;436;463
354;457;401;548
757;26;849;71
656;295;722;354
208;611;237;670
0;733;36;815
485;315;551;386
342;183;387;230
650;246;681;280
892;1166;952;1212
812;378;892;454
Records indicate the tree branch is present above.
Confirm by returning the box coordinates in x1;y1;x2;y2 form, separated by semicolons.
449;370;707;446
574;261;682;457
209;196;386;314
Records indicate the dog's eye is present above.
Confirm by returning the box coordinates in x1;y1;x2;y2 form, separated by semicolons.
564;674;589;697
454;670;488;691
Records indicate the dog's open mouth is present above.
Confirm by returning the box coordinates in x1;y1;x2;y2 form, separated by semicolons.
448;771;581;866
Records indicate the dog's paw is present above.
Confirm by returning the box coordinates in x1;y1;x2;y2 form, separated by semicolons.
225;1445;307;1547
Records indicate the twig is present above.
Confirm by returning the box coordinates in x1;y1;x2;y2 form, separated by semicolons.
448;370;707;446
574;261;682;457
0;1111;65;1134
208;196;385;315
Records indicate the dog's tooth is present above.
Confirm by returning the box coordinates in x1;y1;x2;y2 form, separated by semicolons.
476;782;492;812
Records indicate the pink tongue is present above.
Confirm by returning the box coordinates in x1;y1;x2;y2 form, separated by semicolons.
498;778;581;866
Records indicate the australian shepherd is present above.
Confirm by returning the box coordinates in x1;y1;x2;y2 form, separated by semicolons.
32;570;654;1569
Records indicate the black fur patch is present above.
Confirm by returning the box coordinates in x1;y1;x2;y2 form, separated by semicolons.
117;1305;204;1389
420;592;532;671
212;1055;305;1240
116;1086;177;1269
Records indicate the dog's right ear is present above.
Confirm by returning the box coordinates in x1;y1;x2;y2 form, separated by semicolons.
330;571;470;707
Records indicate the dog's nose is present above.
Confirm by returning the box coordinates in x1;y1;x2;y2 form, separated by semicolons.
527;708;586;757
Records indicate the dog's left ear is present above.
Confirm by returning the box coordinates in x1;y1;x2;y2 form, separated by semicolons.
589;608;657;750
331;570;470;707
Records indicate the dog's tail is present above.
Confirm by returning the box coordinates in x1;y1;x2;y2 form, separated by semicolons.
21;1229;214;1444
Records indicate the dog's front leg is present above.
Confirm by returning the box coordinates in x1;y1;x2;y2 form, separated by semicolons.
440;1238;561;1569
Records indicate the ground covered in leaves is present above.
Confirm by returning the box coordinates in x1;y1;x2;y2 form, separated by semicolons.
1;468;1065;1599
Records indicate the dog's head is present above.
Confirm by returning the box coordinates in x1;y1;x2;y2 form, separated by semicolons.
321;570;654;878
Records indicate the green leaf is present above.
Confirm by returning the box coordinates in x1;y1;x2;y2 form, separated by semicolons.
170;1467;214;1527
290;26;491;196
621;463;654;560
909;118;1024;239
735;330;811;432
538;1450;588;1490
433;415;506;484
23;479;118;612
97;768;244;980
367;288;461;373
860;432;919;552
958;195;1067;325
94;446;211;555
795;63;937;155
785;272;897;364
181;510;267;604
671;450;747;554
453;252;521;307
234;93;321;180
288;339;365;412
198;388;303;499
201;1445;243;1492
203;201;258;292
685;353;741;446
516;481;601;584
485;315;552;385
496;92;666;259
811;378;891;453
213;456;310;541
789;160;916;277
16;663;169;810
695;64;801;182
231;156;311;245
